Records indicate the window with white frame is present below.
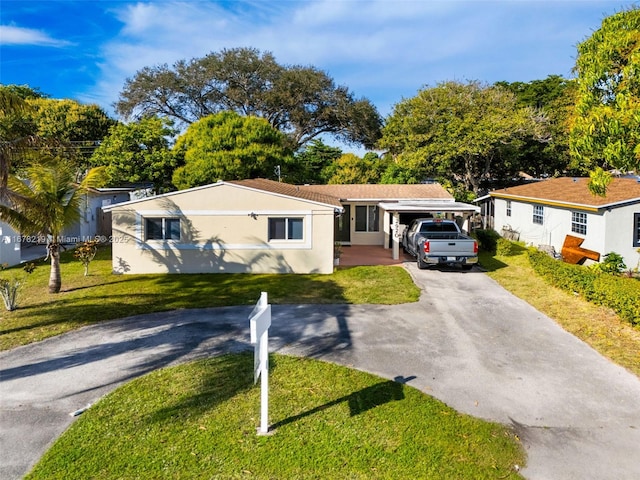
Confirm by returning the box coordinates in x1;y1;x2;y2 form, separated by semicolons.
355;205;379;232
268;217;303;241
506;200;512;217
571;211;587;235
634;213;640;247
145;217;181;240
532;205;544;225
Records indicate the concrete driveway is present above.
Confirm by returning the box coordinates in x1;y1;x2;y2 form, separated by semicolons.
1;263;639;479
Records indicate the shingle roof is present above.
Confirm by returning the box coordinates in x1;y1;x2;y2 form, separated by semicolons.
297;183;453;201
229;178;344;208
490;177;640;209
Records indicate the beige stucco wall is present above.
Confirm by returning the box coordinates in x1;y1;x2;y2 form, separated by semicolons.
109;183;337;274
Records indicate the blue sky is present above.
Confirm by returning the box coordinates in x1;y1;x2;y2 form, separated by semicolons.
0;0;633;123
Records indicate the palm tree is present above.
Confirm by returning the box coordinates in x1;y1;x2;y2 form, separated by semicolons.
0;158;105;293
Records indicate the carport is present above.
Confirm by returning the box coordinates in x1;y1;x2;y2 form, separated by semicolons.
378;201;481;260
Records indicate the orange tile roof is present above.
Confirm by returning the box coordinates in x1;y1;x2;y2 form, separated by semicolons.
229;179;344;208
297;183;453;201
490;177;640;209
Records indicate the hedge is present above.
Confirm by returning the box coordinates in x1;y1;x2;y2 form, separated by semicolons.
528;249;640;326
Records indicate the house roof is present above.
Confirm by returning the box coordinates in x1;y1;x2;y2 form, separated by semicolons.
296;183;453;201
103;179;344;211
103;179;454;212
229;178;343;208
490;177;640;211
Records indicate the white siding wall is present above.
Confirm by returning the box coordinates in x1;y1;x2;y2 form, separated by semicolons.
0;222;21;267
495;197;640;267
603;205;640;269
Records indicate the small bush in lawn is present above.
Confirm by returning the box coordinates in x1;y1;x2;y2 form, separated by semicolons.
74;240;99;276
590;252;626;275
0;262;36;311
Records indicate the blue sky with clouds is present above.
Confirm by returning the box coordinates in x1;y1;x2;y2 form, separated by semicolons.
0;0;632;122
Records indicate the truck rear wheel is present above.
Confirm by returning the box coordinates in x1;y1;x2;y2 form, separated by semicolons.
417;256;427;269
462;264;473;271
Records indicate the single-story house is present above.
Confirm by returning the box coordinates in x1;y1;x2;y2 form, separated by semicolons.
60;186;138;243
490;177;640;267
104;179;480;274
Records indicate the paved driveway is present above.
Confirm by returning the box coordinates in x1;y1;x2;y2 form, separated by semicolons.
1;264;639;479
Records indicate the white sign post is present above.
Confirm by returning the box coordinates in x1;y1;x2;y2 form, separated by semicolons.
249;291;271;435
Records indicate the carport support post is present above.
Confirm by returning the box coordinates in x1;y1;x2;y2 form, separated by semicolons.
392;212;400;260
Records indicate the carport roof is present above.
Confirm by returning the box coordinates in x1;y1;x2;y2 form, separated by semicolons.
378;201;480;213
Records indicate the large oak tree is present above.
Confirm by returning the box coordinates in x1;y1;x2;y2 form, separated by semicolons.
116;47;382;150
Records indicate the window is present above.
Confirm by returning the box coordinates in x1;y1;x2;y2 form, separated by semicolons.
145;218;181;240
355;205;379;232
532;205;544;225
634;213;640;247
268;217;303;240
571;211;587;235
506;200;512;217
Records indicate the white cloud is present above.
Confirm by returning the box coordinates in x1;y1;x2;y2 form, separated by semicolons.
84;0;622;119
0;24;73;47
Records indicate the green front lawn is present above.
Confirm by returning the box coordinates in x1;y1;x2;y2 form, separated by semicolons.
26;354;524;480
0;246;420;350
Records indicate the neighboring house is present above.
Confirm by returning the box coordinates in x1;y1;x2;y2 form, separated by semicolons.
490;177;640;267
104;179;480;274
0;221;21;267
61;187;138;243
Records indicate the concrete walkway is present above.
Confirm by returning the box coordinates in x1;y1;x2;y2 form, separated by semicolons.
1;263;639;479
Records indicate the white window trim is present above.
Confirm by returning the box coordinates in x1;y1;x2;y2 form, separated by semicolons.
571;211;587;235
532;205;544;225
355;204;380;233
135;211;313;250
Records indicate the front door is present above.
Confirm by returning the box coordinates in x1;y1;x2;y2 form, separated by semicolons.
335;205;351;244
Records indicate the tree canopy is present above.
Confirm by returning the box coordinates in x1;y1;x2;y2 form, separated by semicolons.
496;75;576;178
172;111;292;189
116;47;382;150
569;7;640;195
285;139;343;184
379;81;546;194
90;117;178;194
323;152;390;184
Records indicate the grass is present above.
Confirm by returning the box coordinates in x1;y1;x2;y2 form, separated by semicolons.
480;244;640;378
25;353;525;480
0;246;420;351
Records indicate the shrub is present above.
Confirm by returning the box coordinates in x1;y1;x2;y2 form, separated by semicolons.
496;238;515;256
74;240;99;276
528;249;639;326
0;263;36;311
473;229;500;254
591;252;626;275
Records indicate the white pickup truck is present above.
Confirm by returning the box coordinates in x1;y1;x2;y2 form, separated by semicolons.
402;218;478;270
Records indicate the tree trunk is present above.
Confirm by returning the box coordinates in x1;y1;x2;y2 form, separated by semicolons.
48;243;61;294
